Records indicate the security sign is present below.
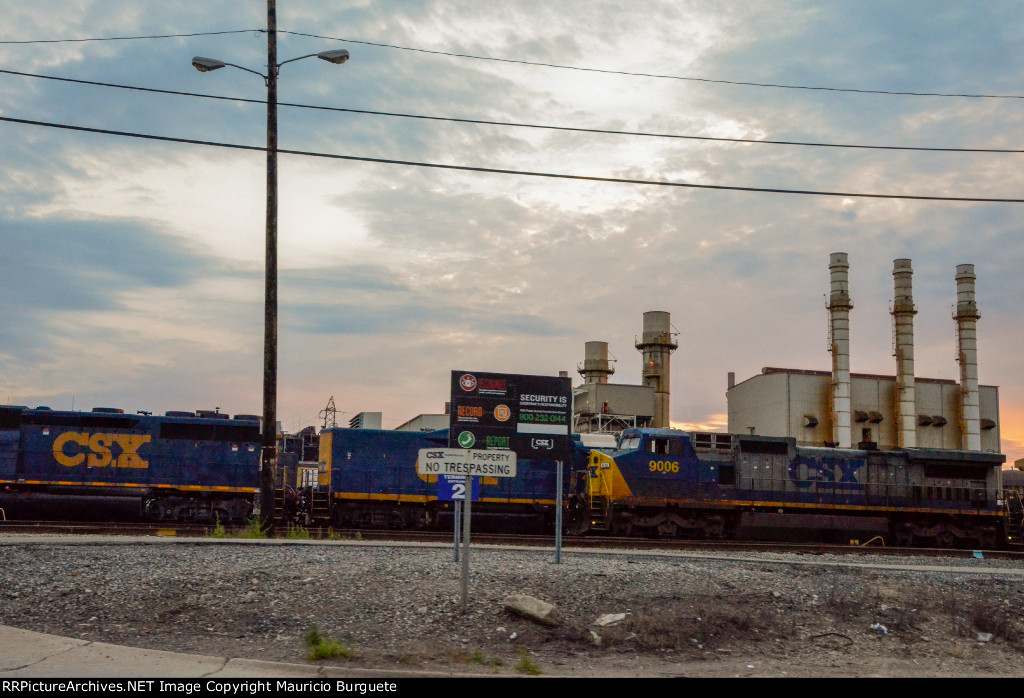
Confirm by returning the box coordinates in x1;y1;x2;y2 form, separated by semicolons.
450;370;573;461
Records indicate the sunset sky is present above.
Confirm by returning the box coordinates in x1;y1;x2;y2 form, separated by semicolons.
1;1;1021;464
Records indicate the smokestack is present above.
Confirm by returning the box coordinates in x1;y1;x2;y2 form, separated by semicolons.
954;264;981;451
635;311;678;428
578;341;615;385
827;253;853;448
892;259;917;448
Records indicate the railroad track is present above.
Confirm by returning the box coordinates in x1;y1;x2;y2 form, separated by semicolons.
3;519;1022;560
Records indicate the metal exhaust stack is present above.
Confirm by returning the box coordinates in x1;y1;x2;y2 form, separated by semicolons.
827;253;853;448
892;259;917;448
578;341;615;385
635;311;678;428
954;264;981;451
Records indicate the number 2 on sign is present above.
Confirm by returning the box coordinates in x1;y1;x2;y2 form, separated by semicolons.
452;483;466;499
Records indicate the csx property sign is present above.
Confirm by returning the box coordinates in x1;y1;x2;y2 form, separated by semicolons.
417;448;517;477
450;370;572;460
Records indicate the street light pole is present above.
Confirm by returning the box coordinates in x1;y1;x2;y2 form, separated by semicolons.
261;0;279;536
193;0;348;535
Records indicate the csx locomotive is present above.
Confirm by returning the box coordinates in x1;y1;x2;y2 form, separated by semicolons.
2;403;1017;548
0;405;259;522
577;428;1009;548
316;424;1011;548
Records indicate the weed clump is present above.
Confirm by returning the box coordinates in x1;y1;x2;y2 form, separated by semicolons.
240;516;267;539
514;649;541;675
304;625;356;661
208;519;228;538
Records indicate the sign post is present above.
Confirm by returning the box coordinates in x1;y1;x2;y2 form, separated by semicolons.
444;370;573;611
461;475;472;611
556;460;563;564
453;500;461;562
438;474;478;562
418;447;518;614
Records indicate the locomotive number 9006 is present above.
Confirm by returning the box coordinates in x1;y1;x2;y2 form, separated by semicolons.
649;460;680;473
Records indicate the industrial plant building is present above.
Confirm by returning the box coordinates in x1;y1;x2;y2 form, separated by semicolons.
727;255;1000;454
728;367;1000;452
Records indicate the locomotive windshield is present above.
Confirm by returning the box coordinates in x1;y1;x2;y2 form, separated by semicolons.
619;435;641;451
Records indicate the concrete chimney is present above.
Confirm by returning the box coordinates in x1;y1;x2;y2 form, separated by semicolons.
578;341;615;385
827;253;853;448
954;264;981;451
635;311;678;428
892;259;917;448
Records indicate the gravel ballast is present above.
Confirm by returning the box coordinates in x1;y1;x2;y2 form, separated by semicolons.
3;534;1024;677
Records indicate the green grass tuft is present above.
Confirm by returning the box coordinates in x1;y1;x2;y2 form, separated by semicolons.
514;649;541;675
240;516;267;539
304;625;355;661
208;518;228;538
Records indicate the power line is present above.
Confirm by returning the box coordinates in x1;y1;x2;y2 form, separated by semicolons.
3;27;1019;100
2;114;1022;203
279;30;1024;101
3;69;1021;154
0;29;262;44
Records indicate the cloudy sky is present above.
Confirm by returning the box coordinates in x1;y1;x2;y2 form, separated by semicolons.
1;1;1022;463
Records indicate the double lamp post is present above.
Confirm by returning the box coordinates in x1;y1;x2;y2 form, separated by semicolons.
193;3;349;532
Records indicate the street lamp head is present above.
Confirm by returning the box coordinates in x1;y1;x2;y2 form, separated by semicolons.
317;49;350;65
192;56;227;72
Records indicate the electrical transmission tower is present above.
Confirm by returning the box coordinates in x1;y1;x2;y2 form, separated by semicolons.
319;396;338;430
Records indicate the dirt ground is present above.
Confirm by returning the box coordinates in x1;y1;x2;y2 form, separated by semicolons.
4;537;1024;678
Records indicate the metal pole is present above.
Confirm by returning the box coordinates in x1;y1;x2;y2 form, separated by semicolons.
453;499;461;563
555;460;563;564
259;0;279;535
460;475;472;613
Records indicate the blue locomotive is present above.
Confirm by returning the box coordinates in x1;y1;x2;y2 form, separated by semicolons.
316;426;575;530
0;405;259;522
579;428;1008;547
314;424;1012;547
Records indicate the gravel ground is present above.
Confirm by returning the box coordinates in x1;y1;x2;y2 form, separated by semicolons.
3;534;1024;677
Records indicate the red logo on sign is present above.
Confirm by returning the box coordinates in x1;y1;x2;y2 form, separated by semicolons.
459;374;477;391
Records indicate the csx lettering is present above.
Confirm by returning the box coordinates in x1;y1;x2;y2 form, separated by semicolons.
52;432;151;469
648;460;679;474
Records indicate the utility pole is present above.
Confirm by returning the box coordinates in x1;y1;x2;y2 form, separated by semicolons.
260;0;280;535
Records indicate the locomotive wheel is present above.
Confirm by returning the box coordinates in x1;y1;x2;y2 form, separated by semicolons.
656;521;678;538
702;517;725;539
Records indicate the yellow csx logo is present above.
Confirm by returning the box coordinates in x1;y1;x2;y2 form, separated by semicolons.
52;432;152;469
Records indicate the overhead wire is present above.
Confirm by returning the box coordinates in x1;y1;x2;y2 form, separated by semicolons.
279;30;1024;100
2;27;1020;99
2;69;1021;154
2;115;1022;203
0;29;263;44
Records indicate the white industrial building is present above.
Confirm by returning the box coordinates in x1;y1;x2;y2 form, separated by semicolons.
727;255;1001;454
728;367;1000;452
